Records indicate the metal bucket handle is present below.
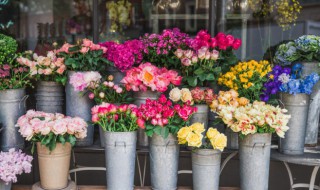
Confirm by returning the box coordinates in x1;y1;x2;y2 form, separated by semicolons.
251;143;267;154
115;141;126;152
19;95;29;110
0;123;3;133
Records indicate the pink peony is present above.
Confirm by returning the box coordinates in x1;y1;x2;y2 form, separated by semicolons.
70;72;87;91
137;118;145;129
232;39;242;50
80;47;90;54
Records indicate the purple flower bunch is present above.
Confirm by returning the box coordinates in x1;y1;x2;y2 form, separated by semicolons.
141;28;191;69
0;149;33;184
260;65;291;102
100;39;144;72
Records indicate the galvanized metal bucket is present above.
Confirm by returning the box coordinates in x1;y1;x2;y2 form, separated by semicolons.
0;88;27;151
239;133;272;190
106;66;125;84
133;91;160;148
300;62;320;146
150;133;179;190
190;104;209;129
279;93;309;155
36;81;64;114
0;181;11;190
66;71;95;146
192;149;221;190
226;128;239;150
105;131;137;190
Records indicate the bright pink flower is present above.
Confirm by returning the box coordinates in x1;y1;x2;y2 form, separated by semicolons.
211;38;217;48
151;118;158;125
232;39;242;50
88;93;95;99
92;114;99;123
226;35;235;46
119;104;128;112
137;118;145;129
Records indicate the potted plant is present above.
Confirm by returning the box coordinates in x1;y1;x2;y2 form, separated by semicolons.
169;87;215;129
276;63;319;155
16;110;87;189
0;149;33;190
211;90;291;190
0;33;31;151
17;50;67;114
91;103;140;190
177;123;227;190
274;35;320;146
121;62;182;147
137;94;196;190
57;39;108;146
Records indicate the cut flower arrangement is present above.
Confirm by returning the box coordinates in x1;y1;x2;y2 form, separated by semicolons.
210;90;291;138
17;110;88;152
0;149;33;184
91;103;140;132
121;62;182;92
17;50;67;84
137;94;197;138
169;87;215;105
177;123;227;151
57;39;109;72
69;71;102;92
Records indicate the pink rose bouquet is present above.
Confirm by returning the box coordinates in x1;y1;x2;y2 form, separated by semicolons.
69;71;101;91
140;28;191;70
0;149;33;184
88;75;133;104
169;87;216;105
56;39;109;72
17;51;67;84
17;110;88;152
121;62;182;92
91;103;140;132
137;94;197;138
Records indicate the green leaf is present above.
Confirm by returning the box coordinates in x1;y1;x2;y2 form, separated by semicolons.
68;135;76;146
194;68;204;75
161;127;169;139
213;67;221;73
199;74;207;81
154;126;162;135
206;73;215;81
146;130;154;137
59;135;66;144
187;76;197;87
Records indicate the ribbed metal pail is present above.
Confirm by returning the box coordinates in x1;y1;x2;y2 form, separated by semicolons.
0;88;27;151
192;149;221;190
66;71;95;146
239;133;271;190
279;93;309;155
36;81;64;114
133;91;160;148
190;104;209;129
150;134;179;190
105;131;137;190
226;128;239;150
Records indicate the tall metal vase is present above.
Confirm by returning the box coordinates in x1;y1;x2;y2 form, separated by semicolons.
36;81;65;114
150;134;179;190
66;71;95;146
0;180;11;190
190;104;209;129
279;93;310;155
226;128;239;150
239;133;272;190
104;131;137;190
133;91;160;148
0;88;27;151
105;66;125;84
192;149;221;190
300;62;320;146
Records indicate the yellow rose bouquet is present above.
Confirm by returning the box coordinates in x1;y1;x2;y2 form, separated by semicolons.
218;60;272;102
177;123;227;151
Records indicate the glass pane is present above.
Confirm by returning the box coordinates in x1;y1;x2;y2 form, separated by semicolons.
0;0;93;53
98;0;209;42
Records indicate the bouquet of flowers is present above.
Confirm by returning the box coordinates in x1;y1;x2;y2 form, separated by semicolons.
56;39;109;72
169;87;215;105
218;60;272;102
141;28;191;70
0;34;31;90
69;71;102;92
88;75;133;104
91;103;140;132
106;0;132;32
17;110;88;152
210;90;291;138
177;123;227;151
278;63;320;94
137;94;197;138
99;39;144;72
0;149;33;184
274;35;320;65
17;51;67;84
121;62;182;92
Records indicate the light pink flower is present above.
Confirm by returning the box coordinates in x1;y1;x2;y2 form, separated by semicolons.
70;72;87;91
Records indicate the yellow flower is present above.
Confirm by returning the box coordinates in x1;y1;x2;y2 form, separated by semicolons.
206;128;220;140
186;132;203;147
190;123;205;134
210;133;227;151
181;88;193;104
177;127;192;144
269;74;274;80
